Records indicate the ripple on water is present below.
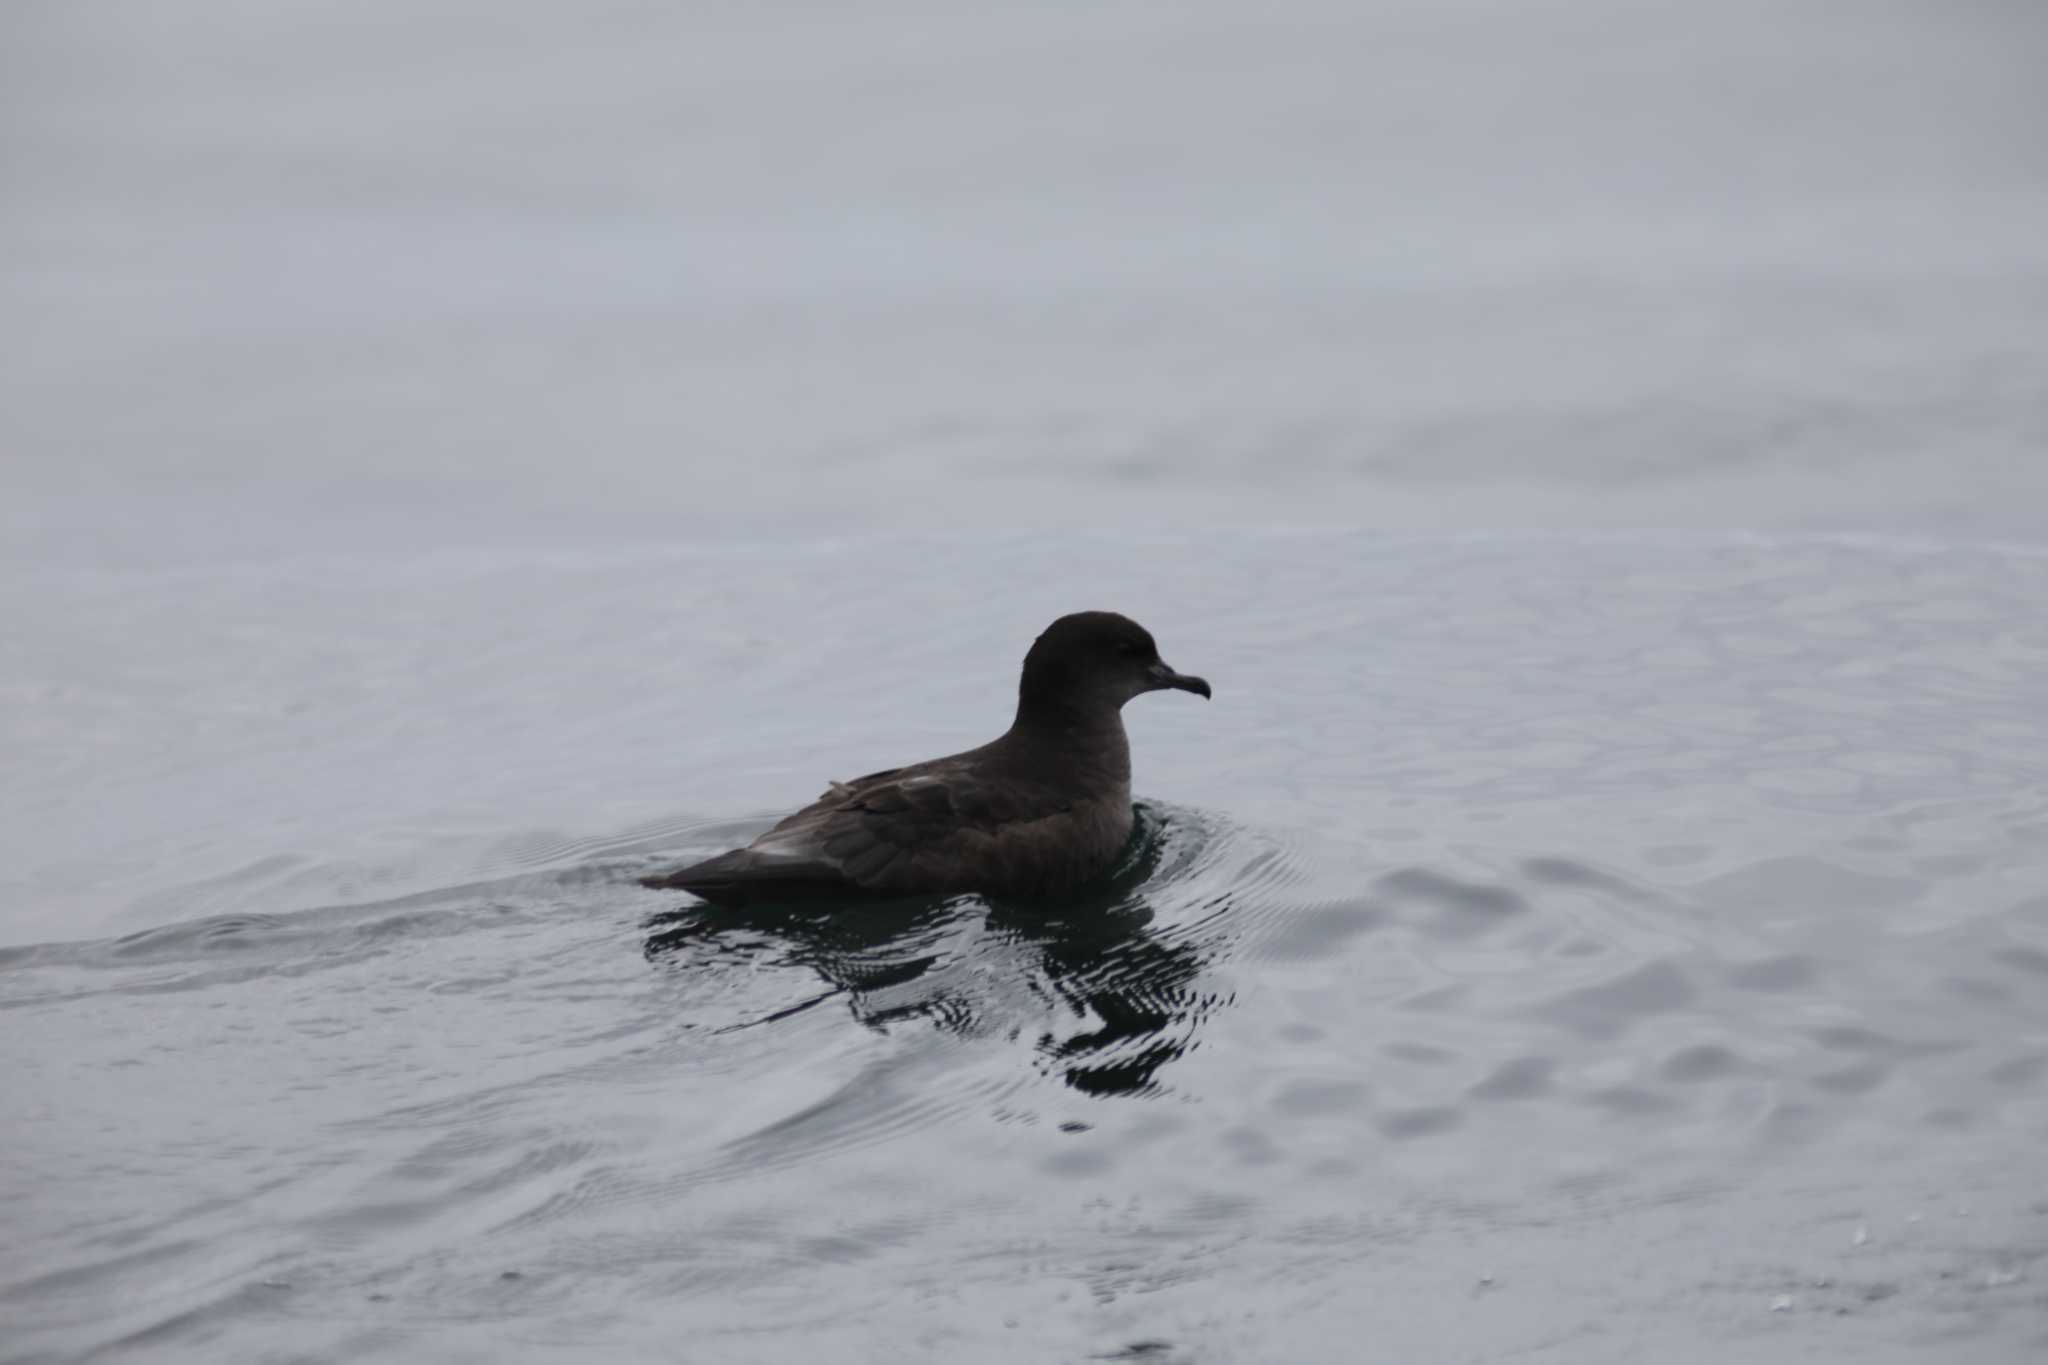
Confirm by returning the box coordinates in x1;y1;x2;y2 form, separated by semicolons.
8;536;2048;1361
637;802;1266;1128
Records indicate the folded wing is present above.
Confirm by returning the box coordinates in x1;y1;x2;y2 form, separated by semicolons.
638;759;1076;905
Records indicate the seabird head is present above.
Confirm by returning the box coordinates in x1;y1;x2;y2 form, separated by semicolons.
1017;611;1211;720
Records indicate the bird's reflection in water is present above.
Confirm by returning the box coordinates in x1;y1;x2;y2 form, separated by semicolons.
641;807;1232;1097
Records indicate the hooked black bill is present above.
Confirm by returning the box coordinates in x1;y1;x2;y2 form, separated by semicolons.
1148;660;1212;699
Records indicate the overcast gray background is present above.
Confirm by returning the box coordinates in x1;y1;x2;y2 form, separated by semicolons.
4;0;2045;566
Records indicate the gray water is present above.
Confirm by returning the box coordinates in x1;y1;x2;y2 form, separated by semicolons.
7;535;2047;1362
6;3;2048;1363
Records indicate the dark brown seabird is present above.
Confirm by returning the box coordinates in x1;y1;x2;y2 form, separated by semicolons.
639;611;1210;906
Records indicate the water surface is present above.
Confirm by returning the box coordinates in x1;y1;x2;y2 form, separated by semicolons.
5;533;2045;1363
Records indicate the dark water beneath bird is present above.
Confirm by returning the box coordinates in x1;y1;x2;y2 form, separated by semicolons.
5;533;2047;1363
640;806;1235;1101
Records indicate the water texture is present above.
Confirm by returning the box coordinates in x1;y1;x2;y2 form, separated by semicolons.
5;534;2046;1363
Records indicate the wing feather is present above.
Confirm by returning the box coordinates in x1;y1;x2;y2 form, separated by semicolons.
641;758;1081;904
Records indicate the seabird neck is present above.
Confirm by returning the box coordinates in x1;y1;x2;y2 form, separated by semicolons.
1004;698;1132;790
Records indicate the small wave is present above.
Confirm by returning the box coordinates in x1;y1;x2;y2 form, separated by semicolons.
634;800;1291;1109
